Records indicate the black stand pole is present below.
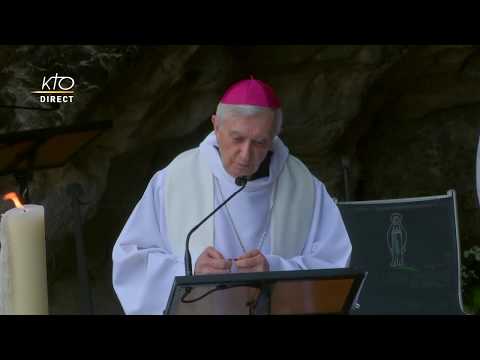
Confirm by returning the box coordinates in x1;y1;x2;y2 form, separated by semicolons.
341;156;351;201
247;284;272;315
66;183;94;315
255;284;272;315
14;171;33;204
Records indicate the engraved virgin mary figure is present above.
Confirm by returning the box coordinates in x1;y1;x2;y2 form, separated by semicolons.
387;213;407;267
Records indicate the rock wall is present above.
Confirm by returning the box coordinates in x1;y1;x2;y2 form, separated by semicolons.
0;45;478;313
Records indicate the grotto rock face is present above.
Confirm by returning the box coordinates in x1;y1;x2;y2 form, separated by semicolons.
340;46;480;250
0;45;479;313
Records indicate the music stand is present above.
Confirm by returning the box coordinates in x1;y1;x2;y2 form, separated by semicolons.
0;121;112;203
0;120;112;314
165;268;367;315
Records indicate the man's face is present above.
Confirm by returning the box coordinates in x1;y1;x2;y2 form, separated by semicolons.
212;111;276;178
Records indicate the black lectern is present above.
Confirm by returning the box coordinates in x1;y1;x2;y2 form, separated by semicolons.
165;268;367;315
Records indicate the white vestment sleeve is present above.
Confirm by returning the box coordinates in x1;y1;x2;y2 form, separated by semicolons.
112;170;184;315
265;180;352;271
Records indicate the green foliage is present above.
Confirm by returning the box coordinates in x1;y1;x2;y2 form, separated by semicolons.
462;246;480;314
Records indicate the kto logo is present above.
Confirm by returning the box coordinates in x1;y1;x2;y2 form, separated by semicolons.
32;73;75;103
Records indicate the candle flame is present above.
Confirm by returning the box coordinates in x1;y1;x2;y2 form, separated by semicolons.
3;192;24;208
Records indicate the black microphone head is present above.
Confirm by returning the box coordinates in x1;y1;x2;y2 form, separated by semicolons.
235;176;248;186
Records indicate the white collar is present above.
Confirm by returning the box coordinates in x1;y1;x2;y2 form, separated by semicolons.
199;131;289;191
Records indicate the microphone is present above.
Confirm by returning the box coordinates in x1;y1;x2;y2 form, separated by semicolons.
235;176;248;186
184;176;248;276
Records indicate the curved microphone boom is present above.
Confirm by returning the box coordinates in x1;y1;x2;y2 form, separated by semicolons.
184;176;248;276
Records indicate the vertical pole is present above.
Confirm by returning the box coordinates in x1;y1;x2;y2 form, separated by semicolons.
66;183;94;314
341;156;351;201
14;171;33;204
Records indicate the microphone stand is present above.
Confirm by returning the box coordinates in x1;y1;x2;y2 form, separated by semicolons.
184;176;248;277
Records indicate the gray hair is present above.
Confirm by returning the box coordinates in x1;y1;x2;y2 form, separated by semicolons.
215;103;283;136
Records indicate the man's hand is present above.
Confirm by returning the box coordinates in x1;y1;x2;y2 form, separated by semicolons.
235;249;270;273
194;246;232;275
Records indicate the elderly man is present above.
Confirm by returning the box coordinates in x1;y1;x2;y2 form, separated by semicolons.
112;77;352;314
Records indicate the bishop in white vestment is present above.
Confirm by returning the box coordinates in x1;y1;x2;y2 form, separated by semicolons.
112;78;352;314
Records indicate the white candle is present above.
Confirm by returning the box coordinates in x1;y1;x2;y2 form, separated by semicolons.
0;203;48;315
